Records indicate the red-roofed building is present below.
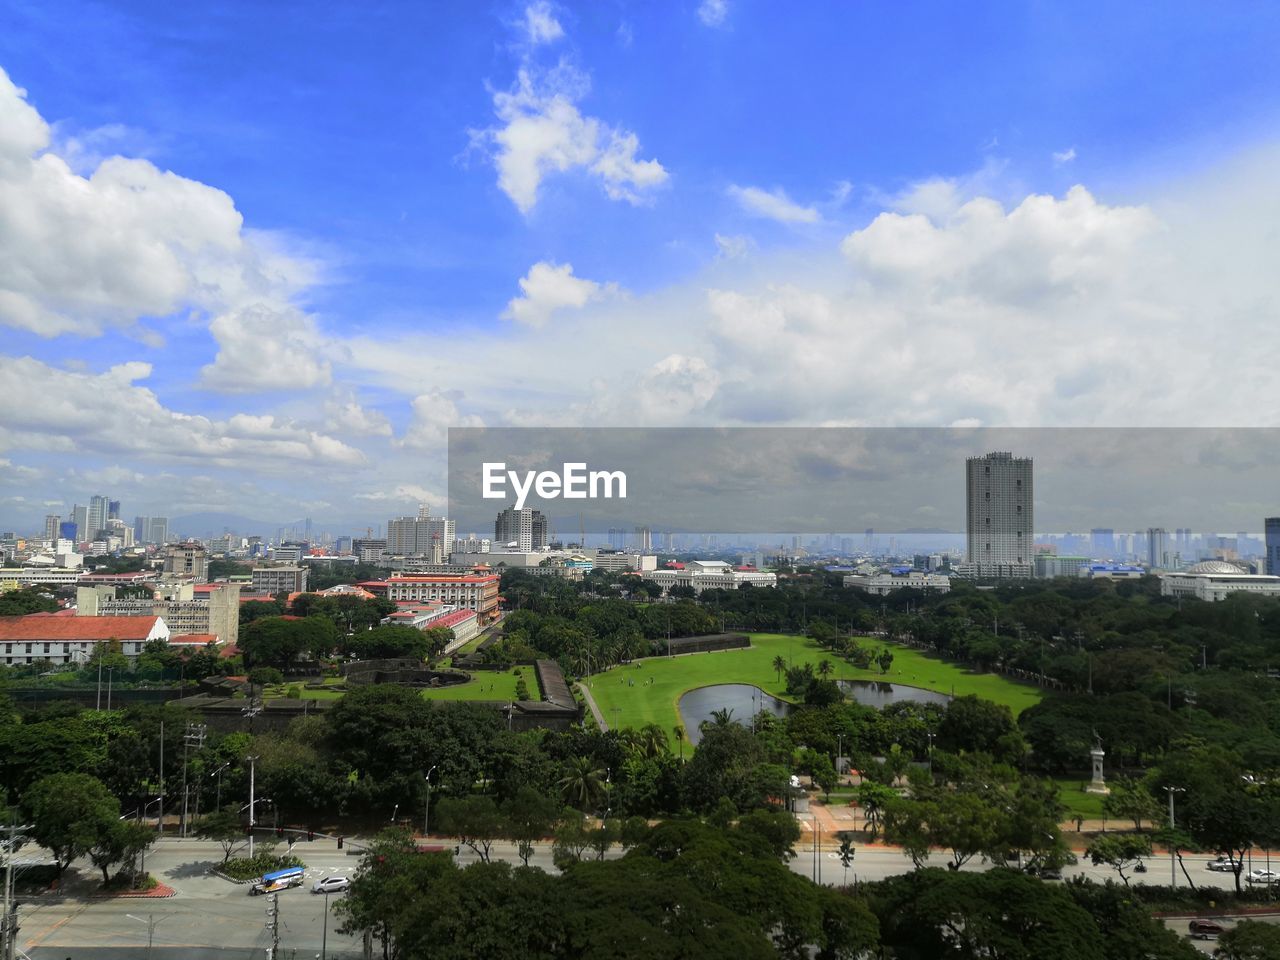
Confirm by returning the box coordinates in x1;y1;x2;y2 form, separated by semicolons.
169;633;218;648
0;614;169;665
385;575;499;621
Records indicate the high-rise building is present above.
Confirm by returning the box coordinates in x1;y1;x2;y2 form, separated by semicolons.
1147;528;1170;570
634;526;652;551
59;521;77;541
494;507;548;552
163;542;209;580
87;495;111;540
107;499;121;521
386;506;456;557
964;451;1033;578
43;515;60;541
133;516;170;545
71;504;88;542
1266;518;1280;576
1090;528;1114;559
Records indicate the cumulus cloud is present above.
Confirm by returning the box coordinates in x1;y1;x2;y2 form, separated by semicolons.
474;67;667;213
398;390;484;450
0;356;364;468
727;184;820;224
522;2;564;44
502;261;616;327
201;302;332;392
1054;146;1078;164
324;391;393;437
0;66;329;391
355;483;439;504
698;0;729;27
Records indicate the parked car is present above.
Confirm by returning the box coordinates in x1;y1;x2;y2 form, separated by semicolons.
312;876;350;894
1245;869;1279;884
1206;855;1237;872
1187;918;1225;940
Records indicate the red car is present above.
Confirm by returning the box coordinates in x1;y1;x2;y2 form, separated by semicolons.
1187;919;1225;940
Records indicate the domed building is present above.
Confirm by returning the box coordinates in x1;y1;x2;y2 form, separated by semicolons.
1160;559;1280;602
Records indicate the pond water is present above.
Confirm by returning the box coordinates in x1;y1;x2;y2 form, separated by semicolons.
679;681;951;744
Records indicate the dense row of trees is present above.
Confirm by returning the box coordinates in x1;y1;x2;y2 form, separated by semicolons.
334;821;1206;960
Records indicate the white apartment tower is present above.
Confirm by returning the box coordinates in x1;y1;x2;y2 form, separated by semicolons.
965;451;1034;578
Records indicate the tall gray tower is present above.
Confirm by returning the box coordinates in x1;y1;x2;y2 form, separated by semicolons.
965;451;1033;578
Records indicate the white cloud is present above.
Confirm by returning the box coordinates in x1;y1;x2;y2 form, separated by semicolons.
727;184;821;224
0;356;365;468
354;483;439;504
698;0;729;27
522;2;564;44
201;302;332;392
0;66;330;391
398;390;484;450
714;233;753;259
324;391;393;437
502;261;616;327
1054;146;1078;164
475;67;667;213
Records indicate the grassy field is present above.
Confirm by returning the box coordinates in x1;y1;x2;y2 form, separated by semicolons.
586;634;1041;743
418;664;531;702
1053;778;1109;820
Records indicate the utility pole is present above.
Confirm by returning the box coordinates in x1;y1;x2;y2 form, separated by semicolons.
2;822;30;960
423;766;437;837
180;723;207;837
265;891;280;959
1166;786;1185;888
248;755;259;860
158;721;165;834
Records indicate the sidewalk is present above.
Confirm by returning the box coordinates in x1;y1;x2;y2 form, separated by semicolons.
577;682;608;730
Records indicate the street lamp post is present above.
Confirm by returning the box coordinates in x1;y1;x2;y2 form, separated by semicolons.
423;766;437;837
247;755;258;860
125;912;168;959
1165;785;1185;888
106;666;115;711
211;762;230;811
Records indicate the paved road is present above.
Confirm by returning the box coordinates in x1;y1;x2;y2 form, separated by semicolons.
10;836;1279;957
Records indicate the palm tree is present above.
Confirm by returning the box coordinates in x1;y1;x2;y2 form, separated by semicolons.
636;723;669;759
708;707;735;727
672;724;686;761
771;654;787;684
557;756;606;810
817;659;834;679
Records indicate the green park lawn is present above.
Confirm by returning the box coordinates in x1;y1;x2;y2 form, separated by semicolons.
586;633;1041;745
418;664;531;702
1052;778;1109;821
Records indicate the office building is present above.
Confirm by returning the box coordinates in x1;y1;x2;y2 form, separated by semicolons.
353;538;387;564
58;521;77;542
1266;518;1280;577
77;581;241;645
963;451;1033;578
251;566;309;595
387;506;456;558
1034;555;1091;579
843;569;951;595
1090;529;1114;559
494;507;548;552
43;515;60;541
71;504;88;542
133;516;170;545
87;495;111;540
163;542;209;580
1147;528;1171;570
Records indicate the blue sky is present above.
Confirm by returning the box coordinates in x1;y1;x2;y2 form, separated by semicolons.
0;1;1278;533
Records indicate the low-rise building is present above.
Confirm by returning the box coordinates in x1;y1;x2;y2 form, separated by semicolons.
843;569;951;595
77;582;241;644
251;566;309;595
0;613;169;665
1079;563;1145;580
643;560;777;594
1159;560;1280;602
384;574;500;621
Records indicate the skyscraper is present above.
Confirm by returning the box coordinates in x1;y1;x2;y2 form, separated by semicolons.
87;495;110;540
1147;527;1170;570
1266;518;1280;576
494;507;548;552
43;514;60;541
386;506;456;556
965;451;1033;578
1090;528;1114;559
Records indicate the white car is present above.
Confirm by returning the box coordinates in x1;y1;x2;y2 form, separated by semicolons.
1245;869;1279;884
312;876;351;894
1206;856;1237;872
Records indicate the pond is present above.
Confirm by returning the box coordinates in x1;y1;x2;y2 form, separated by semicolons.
678;681;951;744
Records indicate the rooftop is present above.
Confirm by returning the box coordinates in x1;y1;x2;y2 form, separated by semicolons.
0;614;163;641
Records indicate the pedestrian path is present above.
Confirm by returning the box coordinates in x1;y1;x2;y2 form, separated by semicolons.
577;682;608;730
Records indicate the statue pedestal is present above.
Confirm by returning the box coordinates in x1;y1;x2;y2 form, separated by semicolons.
1085;746;1110;795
